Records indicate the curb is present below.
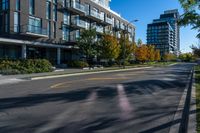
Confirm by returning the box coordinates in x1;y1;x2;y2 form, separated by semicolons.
169;69;194;133
30;67;152;80
168;63;178;66
188;70;197;133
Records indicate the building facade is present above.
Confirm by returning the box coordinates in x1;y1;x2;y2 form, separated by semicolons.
147;9;180;56
0;0;135;65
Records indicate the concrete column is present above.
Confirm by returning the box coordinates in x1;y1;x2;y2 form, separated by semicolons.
57;48;61;65
21;44;27;59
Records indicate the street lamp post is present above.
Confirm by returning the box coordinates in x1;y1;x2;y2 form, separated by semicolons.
122;19;138;69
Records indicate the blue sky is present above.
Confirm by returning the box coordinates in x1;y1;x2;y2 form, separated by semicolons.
110;0;199;53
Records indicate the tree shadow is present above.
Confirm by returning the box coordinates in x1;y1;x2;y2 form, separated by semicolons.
0;78;186;112
0;66;192;132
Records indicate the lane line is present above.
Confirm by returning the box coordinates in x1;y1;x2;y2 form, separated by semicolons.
50;77;129;89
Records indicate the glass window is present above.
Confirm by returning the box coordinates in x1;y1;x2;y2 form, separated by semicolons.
53;4;57;21
1;0;9;10
53;0;57;4
46;1;51;19
47;21;51;38
63;11;69;24
29;0;34;15
14;12;19;32
4;12;8;32
16;0;20;11
62;25;69;41
53;22;56;38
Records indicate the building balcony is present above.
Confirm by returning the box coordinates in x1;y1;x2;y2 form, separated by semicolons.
69;34;79;42
120;24;125;30
86;10;104;22
113;24;120;31
129;37;133;42
99;17;113;26
92;26;104;33
20;25;48;38
59;0;86;15
128;28;132;33
116;33;121;39
105;17;113;25
71;18;86;29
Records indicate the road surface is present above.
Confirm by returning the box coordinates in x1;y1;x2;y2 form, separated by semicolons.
0;63;194;133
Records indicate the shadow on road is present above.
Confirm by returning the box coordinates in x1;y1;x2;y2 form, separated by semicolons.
0;64;193;133
0;79;186;112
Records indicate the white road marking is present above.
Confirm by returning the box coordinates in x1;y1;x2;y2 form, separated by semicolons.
117;84;133;120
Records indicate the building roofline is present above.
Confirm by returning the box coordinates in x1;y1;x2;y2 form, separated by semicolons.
89;0;135;28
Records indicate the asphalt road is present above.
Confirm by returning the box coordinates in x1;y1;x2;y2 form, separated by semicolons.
0;63;194;133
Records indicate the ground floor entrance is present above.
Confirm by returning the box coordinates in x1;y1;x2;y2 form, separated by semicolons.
0;43;77;65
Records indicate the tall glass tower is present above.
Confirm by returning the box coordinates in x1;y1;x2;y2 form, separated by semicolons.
147;9;180;56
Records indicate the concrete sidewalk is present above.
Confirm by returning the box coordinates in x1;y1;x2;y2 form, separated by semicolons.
0;68;91;85
188;69;197;133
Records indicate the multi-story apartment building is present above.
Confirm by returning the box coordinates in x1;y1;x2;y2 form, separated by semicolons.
147;9;180;56
0;0;135;64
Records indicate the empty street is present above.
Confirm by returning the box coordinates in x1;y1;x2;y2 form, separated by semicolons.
0;63;194;133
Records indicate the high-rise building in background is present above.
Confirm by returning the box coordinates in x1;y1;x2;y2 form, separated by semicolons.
0;0;135;64
147;9;180;56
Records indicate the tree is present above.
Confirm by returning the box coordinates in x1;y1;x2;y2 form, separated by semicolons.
179;53;194;62
99;34;120;60
77;29;97;64
179;0;200;38
117;33;134;63
135;45;148;63
137;39;143;46
147;45;155;62
163;53;176;62
191;44;200;58
154;50;161;61
131;42;138;60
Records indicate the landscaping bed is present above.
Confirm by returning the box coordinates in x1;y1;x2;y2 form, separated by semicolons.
0;59;53;75
195;65;200;132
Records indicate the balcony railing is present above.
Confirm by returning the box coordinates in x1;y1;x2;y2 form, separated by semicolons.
117;33;121;38
90;10;104;21
71;18;86;28
21;25;48;37
92;25;104;33
71;1;86;14
128;28;132;33
59;0;86;14
96;26;104;33
120;24;125;30
115;24;120;29
70;34;79;42
129;36;133;42
106;17;113;25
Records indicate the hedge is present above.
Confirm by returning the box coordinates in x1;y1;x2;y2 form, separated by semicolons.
0;59;53;75
67;61;89;68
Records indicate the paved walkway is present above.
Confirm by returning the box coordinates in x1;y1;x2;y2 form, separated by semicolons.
0;69;85;85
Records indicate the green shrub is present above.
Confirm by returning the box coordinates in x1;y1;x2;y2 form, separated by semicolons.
68;61;89;68
0;59;53;75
